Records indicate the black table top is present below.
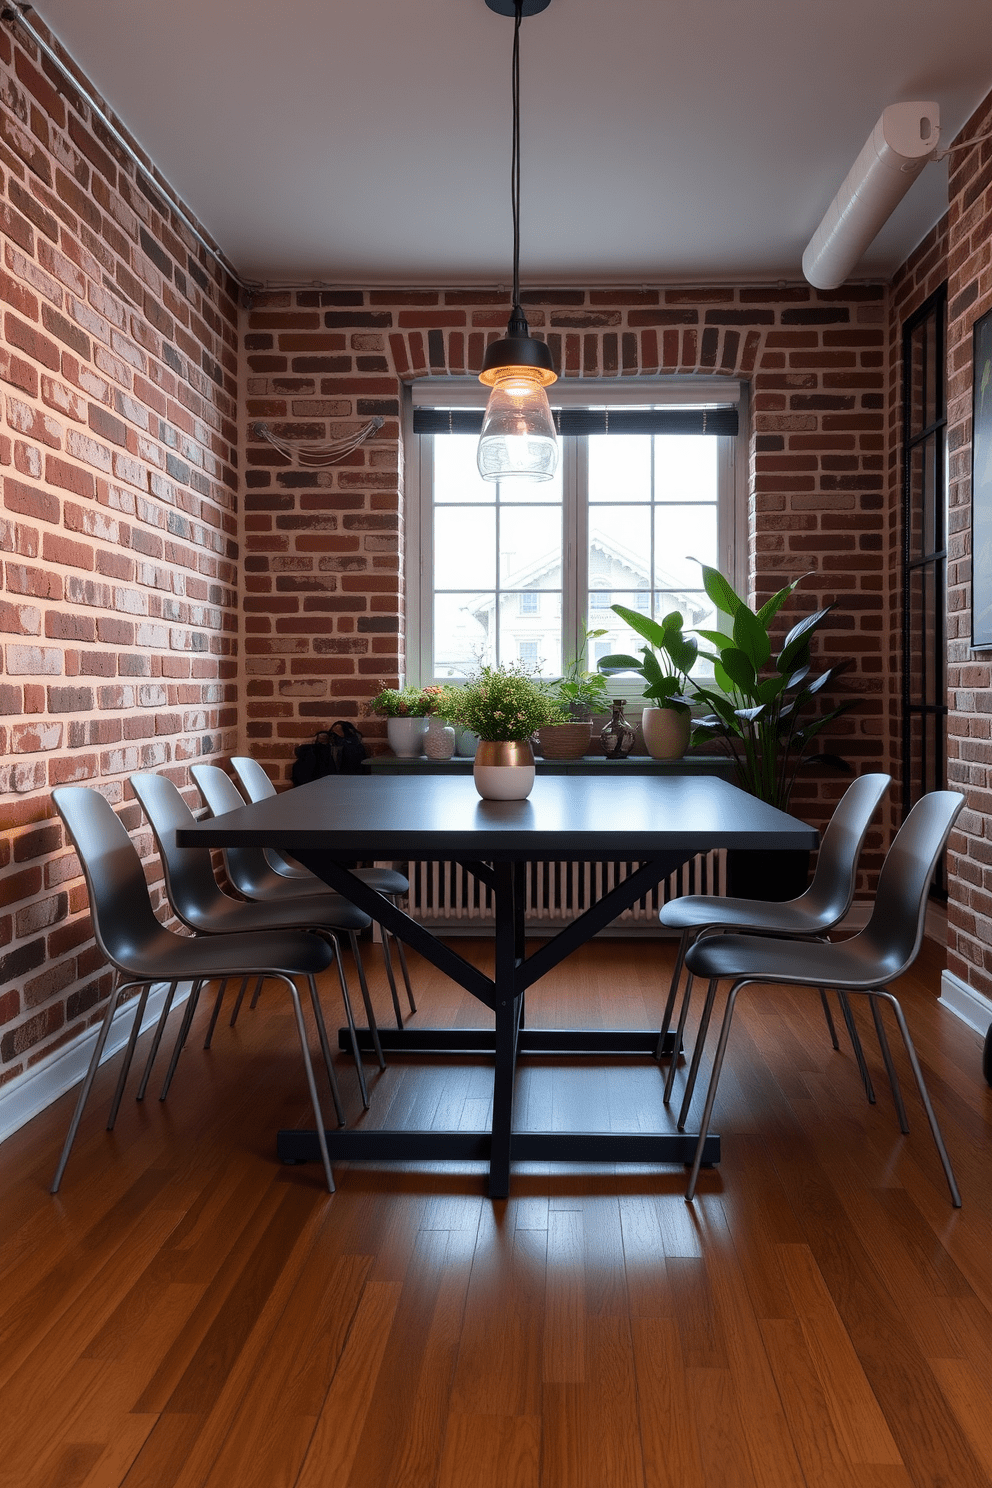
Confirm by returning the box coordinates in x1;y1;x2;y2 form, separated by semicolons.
178;773;817;862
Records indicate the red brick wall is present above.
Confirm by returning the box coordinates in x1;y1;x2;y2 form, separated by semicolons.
0;25;240;1082
245;283;889;863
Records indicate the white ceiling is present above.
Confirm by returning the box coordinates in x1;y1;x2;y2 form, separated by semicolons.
27;0;992;287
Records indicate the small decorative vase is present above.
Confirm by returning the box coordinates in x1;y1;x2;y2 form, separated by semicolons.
386;715;428;758
601;699;636;760
424;715;456;761
641;705;691;760
456;727;480;759
473;739;536;800
537;721;592;760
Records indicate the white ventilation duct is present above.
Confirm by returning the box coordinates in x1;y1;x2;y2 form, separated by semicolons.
802;102;940;290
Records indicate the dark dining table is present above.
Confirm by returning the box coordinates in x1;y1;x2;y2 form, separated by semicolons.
178;771;817;1197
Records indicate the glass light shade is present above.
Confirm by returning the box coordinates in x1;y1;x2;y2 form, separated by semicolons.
477;369;559;482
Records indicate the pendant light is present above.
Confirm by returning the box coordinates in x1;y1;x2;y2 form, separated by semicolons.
478;0;559;483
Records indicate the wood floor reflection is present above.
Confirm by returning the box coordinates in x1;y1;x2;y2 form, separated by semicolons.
1;935;990;1488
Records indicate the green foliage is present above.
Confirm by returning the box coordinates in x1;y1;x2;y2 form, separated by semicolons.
448;663;565;742
596;606;699;714
545;625;612;717
688;561;854;809
366;685;437;718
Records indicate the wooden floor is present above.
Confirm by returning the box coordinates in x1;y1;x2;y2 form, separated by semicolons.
1;935;990;1488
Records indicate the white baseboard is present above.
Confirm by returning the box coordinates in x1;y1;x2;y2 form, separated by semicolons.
940;969;992;1037
0;981;191;1145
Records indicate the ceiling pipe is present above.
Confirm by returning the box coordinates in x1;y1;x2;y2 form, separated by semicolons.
802;102;940;291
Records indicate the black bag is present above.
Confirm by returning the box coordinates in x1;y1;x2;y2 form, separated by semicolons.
291;721;369;785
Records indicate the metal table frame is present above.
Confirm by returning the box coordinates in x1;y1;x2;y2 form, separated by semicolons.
179;774;816;1198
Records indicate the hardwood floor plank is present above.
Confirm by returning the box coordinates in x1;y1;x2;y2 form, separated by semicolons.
436;1413;541;1488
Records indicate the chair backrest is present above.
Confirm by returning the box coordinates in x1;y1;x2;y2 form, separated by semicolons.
189;763;284;897
861;790;965;978
52;786;171;974
231;755;277;804
798;772;891;921
130;771;234;931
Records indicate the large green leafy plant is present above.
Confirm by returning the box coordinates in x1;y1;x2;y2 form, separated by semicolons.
689;563;853;809
596;607;699;713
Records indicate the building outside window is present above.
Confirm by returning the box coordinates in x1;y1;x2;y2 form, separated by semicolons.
408;381;742;688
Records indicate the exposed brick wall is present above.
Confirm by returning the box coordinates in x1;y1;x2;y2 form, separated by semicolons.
245;283;888;874
916;90;992;998
0;23;240;1082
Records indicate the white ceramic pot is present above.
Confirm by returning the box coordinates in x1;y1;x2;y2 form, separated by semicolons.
387;715;428;758
424;715;456;760
641;705;691;760
472;739;536;800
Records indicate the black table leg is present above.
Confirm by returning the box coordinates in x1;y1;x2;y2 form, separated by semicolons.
489;860;522;1198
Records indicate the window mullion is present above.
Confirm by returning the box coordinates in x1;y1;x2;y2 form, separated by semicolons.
563;434;586;672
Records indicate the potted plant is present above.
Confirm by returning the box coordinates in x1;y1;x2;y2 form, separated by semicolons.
596;607;699;759
538;627;612;759
688;561;855;898
448;662;564;799
367;684;434;758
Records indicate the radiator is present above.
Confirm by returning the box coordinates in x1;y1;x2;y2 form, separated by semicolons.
395;852;725;936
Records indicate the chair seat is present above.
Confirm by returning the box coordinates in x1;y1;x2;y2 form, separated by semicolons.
659;891;833;936
259;863;409;898
685;927;903;991
190;887;371;936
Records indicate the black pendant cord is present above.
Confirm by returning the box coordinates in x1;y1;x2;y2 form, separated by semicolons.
511;0;523;313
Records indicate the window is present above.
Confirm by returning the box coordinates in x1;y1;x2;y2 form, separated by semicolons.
409;380;742;685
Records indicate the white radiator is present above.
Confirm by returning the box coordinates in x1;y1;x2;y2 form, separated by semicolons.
396;852;725;936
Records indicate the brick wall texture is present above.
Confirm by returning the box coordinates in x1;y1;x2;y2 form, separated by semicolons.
0;25;240;1083
3;18;989;1090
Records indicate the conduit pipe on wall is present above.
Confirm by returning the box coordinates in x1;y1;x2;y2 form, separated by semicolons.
802;102;940;290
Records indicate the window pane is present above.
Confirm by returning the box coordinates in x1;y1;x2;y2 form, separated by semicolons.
434;592;492;676
589;507;652;593
498;593;560;676
655;505;716;589
654;435;718;500
434;435;492;503
500;505;562;589
588;435;651;502
435;506;496;588
498;458;564;505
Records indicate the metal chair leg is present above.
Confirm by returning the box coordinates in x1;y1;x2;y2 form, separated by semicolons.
228;975;250;1027
868;992;909;1134
249;975;265;1010
686;978;749;1200
203;979;228;1049
819;988;841;1050
107;979;153;1129
348;932;385;1071
307;973;346;1126
279;974;335;1193
380;929;404;1028
136;980;181;1101
655;929;691;1060
663;971;695;1104
874;989;961;1207
678;978;719;1130
392;927;417;1015
52;978;137;1192
160;978;208;1100
837;990;876;1104
329;939;368;1109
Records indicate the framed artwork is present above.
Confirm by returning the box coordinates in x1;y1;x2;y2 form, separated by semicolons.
972;308;992;647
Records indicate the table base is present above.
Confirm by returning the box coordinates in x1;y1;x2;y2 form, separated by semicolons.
337;1027;679;1057
278;1128;721;1174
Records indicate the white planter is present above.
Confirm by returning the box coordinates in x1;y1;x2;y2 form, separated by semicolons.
472;740;536;800
424;716;456;760
387;715;428;758
641;706;691;760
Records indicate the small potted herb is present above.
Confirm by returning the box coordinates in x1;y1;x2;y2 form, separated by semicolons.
447;663;564;799
596;607;699;759
539;627;612;759
367;684;434;758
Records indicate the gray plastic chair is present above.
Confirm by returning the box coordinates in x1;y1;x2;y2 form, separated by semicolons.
658;772;891;1121
51;786;338;1193
130;771;381;1109
225;758;418;1026
682;789;965;1206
